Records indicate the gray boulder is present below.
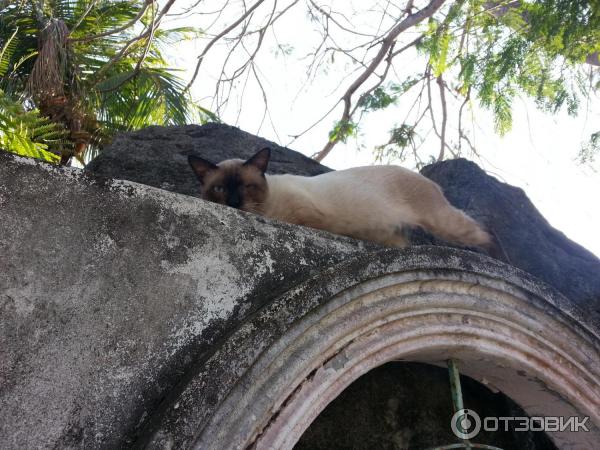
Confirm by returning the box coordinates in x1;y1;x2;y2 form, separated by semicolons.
421;159;600;322
85;123;330;198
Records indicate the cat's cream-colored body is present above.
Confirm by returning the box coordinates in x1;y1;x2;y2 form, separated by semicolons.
260;165;490;248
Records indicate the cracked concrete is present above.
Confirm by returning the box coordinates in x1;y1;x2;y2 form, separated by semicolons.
0;152;371;449
2;129;600;450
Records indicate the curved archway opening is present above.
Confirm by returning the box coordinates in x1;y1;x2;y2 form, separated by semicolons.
195;267;600;450
295;360;558;450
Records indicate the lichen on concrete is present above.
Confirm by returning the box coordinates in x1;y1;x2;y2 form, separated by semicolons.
0;151;369;449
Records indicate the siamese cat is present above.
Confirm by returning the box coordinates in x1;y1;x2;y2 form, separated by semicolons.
188;147;492;249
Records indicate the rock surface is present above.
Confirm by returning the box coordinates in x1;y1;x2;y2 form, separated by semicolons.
422;159;600;322
85;123;330;198
89;123;600;323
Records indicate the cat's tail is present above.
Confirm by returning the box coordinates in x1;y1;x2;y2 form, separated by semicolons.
422;204;493;250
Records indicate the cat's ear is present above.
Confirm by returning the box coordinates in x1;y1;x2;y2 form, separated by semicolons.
188;154;217;184
244;147;270;173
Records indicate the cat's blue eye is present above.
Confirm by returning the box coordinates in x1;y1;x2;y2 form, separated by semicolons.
212;185;225;193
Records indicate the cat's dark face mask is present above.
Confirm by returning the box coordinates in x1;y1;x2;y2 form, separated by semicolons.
188;147;270;212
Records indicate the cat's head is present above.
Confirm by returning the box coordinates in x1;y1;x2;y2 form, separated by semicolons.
188;147;271;212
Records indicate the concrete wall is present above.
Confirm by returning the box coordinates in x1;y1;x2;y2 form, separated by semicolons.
0;152;369;448
1;150;599;450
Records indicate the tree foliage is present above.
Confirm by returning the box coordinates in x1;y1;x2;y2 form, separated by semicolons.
0;90;65;162
0;21;65;162
183;0;599;163
2;1;597;166
0;0;205;165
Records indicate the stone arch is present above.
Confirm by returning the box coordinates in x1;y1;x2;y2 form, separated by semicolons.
145;247;600;450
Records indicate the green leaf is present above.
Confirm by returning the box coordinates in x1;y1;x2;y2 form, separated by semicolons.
0;26;18;77
577;131;600;165
458;54;476;94
329;120;358;143
0;90;65;163
358;87;396;111
432;30;451;76
390;124;416;148
96;70;136;92
493;90;513;135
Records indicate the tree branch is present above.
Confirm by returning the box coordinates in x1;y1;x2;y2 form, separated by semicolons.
313;0;447;162
186;0;267;91
436;74;447;161
94;0;176;90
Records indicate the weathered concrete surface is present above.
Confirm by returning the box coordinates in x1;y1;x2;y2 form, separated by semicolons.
3;123;600;449
154;246;599;450
88;124;600;325
0;151;370;449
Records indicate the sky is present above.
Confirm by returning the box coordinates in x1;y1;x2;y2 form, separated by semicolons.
165;0;600;256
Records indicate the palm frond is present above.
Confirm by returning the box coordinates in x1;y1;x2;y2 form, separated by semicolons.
0;90;66;163
0;26;18;77
1;1;211;165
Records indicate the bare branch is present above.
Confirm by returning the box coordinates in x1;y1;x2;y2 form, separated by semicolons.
308;1;378;38
94;0;177;89
70;0;98;34
426;71;439;138
313;0;447;162
186;0;267;91
390;34;423;58
211;0;299;117
166;0;226;18
350;44;395;118
290;101;341;149
436;74;447;161
134;0;158;72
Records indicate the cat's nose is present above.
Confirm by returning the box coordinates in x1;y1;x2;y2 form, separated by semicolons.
227;193;241;208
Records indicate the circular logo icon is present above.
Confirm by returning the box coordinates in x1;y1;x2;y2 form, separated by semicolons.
451;409;481;440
